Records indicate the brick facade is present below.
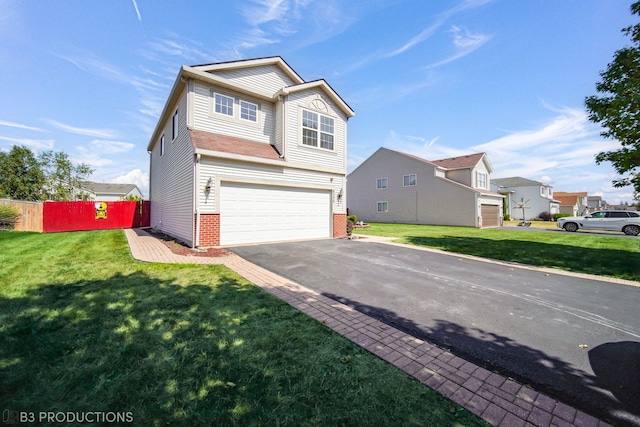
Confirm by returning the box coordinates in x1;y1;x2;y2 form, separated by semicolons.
333;213;347;238
197;213;220;247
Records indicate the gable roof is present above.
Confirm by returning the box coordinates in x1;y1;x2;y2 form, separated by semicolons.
553;192;588;206
189;130;283;162
431;153;487;170
492;177;549;187
148;56;354;151
85;182;140;195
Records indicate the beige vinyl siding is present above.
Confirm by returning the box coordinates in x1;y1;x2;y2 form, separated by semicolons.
197;158;345;214
213;65;297;96
149;89;195;245
284;90;347;172
347;149;478;227
192;81;275;144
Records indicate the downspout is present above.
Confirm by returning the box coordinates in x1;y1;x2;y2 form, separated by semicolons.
194;153;201;247
279;94;286;159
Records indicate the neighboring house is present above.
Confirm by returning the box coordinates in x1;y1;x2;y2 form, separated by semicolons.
587;195;606;211
491;177;559;220
347;148;504;227
80;182;143;201
147;57;354;247
553;191;589;216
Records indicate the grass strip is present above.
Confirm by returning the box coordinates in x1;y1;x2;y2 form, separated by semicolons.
354;223;640;282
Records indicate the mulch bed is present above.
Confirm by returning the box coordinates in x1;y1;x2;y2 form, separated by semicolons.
144;228;230;257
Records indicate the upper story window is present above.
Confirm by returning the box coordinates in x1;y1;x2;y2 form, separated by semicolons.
376;178;388;189
172;110;179;140
160;133;165;157
302;109;334;150
403;174;416;187
240;100;257;122
477;172;487;189
214;93;234;117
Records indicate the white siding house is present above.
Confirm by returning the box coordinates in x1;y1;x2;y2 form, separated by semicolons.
491;177;560;220
347;148;504;227
147;57;354;247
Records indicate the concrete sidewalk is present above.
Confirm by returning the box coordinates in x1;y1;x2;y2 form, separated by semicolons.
124;229;612;427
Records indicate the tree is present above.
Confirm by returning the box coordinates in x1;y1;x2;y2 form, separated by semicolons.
0;145;45;201
0;145;93;201
585;1;640;200
39;150;93;201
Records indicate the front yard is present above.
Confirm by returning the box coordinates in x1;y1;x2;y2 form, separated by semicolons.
0;230;487;427
354;223;640;282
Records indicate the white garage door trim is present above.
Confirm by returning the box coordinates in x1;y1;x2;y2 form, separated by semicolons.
220;182;331;246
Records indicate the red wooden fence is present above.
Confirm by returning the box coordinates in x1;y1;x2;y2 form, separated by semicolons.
43;201;150;233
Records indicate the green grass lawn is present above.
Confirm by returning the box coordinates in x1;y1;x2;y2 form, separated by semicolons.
0;230;488;427
354;223;640;282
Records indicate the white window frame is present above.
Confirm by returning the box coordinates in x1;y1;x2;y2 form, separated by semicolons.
301;109;335;151
376;177;388;189
172;110;179;141
239;100;258;122
477;172;487;189
403;174;417;187
214;93;234;117
377;201;388;213
160;133;165;157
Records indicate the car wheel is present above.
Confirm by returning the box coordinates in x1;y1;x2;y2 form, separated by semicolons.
563;222;578;232
623;225;640;236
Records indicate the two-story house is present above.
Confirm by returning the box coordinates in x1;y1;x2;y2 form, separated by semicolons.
491;177;560;220
147;57;354;247
347;148;504;227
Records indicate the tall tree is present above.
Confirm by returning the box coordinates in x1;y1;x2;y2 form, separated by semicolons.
0;145;45;201
38;150;94;201
585;1;640;199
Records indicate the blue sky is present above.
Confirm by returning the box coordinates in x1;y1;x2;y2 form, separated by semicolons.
0;1;635;204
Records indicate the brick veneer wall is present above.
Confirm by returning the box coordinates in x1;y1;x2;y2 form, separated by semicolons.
333;214;347;238
197;213;220;247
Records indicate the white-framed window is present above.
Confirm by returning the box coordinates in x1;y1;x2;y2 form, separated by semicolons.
240;100;258;122
160;133;165;157
477;172;487;189
302;109;334;150
376;178;388;189
377;201;388;213
403;174;416;187
172;110;179;140
214;93;234;117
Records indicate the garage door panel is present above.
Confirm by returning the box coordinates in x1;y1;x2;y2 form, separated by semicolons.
220;183;331;245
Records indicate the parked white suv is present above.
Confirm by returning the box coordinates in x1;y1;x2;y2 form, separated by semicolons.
557;210;640;236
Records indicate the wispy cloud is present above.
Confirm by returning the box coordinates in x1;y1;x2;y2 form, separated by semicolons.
424;25;492;69
44;119;116;138
131;0;142;22
88;140;135;154
380;104;620;195
0;120;45;132
0;136;55;151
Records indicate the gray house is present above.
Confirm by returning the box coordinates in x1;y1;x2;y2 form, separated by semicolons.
491;177;559;220
347;148;504;227
80;182;143;201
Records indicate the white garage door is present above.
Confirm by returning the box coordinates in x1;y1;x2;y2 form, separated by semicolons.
220;182;331;246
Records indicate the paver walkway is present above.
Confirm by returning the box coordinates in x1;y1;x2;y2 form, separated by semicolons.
124;228;612;427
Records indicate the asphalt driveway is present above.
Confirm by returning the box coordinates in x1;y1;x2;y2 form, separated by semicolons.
232;238;640;426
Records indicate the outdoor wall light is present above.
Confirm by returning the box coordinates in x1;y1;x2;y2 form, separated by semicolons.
204;178;212;193
337;188;343;201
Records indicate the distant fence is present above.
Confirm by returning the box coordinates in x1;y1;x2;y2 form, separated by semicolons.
43;201;150;233
1;199;44;232
0;199;149;233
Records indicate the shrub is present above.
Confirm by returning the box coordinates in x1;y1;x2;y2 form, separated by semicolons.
0;205;20;230
504;214;510;221
553;213;571;221
347;215;357;225
538;211;553;221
